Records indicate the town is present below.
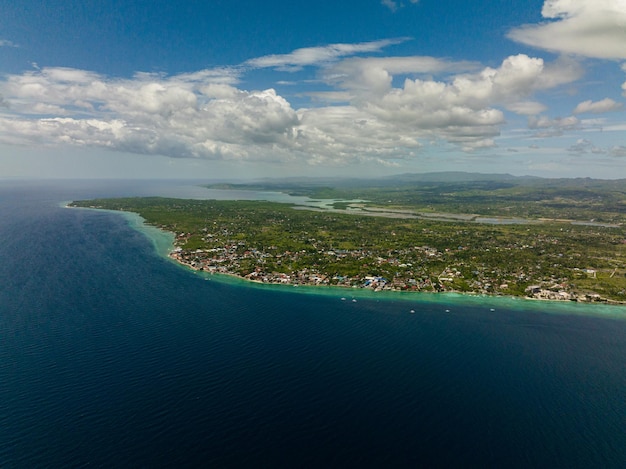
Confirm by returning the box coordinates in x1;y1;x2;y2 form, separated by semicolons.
69;193;626;305
169;226;622;303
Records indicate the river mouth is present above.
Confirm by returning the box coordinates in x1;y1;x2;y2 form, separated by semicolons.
196;186;621;227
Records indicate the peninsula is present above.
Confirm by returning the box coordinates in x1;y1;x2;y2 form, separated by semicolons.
70;173;626;304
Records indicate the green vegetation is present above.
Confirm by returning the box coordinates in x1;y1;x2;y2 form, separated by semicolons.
71;183;626;303
206;174;626;223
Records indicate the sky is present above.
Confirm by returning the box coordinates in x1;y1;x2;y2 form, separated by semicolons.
0;0;625;180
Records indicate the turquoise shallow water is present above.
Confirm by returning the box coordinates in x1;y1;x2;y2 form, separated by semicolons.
1;180;626;468
194;271;626;319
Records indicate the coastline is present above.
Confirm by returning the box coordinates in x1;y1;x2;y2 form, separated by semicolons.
170;239;626;317
68;203;626;316
168;241;626;308
65;202;175;257
186;263;626;318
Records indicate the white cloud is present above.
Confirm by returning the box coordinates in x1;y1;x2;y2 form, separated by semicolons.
573;98;623;114
342;54;579;149
602;123;626;131
294;105;423;165
0;39;18;48
528;115;580;137
169;67;241;86
381;0;419;12
568;139;626;157
506;101;547;115
244;38;409;71
536;56;585;88
0;66;299;160
305;91;353;103
529;115;580;129
0;42;592;165
381;0;399;12
609;145;626;157
508;0;626;59
568;138;604;154
324;56;478;94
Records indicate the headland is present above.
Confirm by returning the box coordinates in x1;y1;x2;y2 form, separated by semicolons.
68;172;626;306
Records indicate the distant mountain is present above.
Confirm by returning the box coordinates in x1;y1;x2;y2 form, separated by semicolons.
382;172;540;183
207;172;625;192
246;172;542;188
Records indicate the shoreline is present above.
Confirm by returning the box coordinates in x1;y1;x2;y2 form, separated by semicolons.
169;245;626;314
67;203;626;314
181;262;626;319
65;202;176;257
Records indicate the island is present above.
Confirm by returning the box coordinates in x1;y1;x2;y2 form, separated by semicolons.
70;174;626;304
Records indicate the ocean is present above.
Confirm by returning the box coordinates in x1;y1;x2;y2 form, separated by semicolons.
1;180;625;468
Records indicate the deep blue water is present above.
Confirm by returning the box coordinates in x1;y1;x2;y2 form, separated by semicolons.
1;180;626;468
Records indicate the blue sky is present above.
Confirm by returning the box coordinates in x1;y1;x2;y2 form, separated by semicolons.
1;0;625;179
